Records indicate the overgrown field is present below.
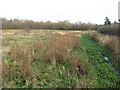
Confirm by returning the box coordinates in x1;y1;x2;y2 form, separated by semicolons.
1;30;120;88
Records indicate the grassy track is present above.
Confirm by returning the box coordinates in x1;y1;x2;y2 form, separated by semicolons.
81;34;120;88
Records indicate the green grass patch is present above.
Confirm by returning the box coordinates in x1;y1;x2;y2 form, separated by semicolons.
81;34;120;88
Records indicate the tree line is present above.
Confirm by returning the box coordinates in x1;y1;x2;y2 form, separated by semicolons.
1;18;98;30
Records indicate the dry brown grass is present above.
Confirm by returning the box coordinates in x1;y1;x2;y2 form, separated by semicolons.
2;60;32;87
90;32;119;52
108;37;119;53
2;44;33;81
39;35;77;65
2;60;9;78
70;55;89;75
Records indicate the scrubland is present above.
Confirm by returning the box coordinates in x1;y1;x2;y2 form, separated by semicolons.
1;29;120;88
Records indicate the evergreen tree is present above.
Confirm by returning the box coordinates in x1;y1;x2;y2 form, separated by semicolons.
104;17;111;25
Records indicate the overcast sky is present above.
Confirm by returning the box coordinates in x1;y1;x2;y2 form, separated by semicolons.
0;0;119;24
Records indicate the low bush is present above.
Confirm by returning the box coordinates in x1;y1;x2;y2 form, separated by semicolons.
97;24;119;36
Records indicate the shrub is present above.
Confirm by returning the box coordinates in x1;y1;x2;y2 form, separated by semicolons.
97;24;119;36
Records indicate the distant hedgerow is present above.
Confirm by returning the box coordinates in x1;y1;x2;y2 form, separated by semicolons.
97;24;119;36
